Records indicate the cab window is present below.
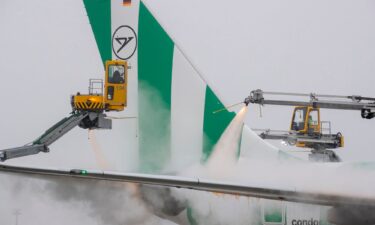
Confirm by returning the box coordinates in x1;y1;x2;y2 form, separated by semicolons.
107;86;114;100
108;65;125;84
291;108;306;131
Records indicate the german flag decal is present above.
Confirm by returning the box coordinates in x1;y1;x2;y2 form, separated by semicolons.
123;0;131;6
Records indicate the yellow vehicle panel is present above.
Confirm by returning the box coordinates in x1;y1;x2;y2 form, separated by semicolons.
104;60;127;112
71;60;128;113
72;95;104;111
290;106;321;134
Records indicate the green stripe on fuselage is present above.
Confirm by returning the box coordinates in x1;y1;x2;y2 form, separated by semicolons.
138;2;174;172
83;0;112;66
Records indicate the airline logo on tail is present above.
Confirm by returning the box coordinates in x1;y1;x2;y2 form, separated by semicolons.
112;25;138;60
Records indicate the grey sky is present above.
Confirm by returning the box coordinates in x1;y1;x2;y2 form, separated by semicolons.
144;0;375;161
0;0;375;223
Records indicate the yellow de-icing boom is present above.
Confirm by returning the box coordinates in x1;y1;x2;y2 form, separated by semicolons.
288;106;344;150
244;90;359;162
0;60;128;162
72;60;128;112
290;106;321;135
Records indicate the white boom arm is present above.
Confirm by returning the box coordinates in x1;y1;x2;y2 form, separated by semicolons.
244;89;375;119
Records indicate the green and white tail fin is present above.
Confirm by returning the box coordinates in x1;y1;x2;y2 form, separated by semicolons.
83;0;283;173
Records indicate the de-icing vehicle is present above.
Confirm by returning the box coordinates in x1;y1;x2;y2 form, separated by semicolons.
244;89;375;162
0;60;128;161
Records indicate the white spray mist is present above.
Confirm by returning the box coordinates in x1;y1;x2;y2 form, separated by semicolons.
205;106;248;177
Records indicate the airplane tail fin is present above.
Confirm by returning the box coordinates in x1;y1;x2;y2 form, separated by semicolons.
83;0;284;173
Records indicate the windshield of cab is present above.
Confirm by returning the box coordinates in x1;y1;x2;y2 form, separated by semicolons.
108;65;125;84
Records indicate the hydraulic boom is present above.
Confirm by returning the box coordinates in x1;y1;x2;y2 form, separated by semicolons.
242;89;375;162
244;89;375;119
0;60;127;162
0;112;111;162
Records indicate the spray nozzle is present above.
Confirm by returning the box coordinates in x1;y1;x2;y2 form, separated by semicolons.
244;89;265;106
244;97;251;106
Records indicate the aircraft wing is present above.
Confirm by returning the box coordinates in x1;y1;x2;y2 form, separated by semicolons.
0;163;374;208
